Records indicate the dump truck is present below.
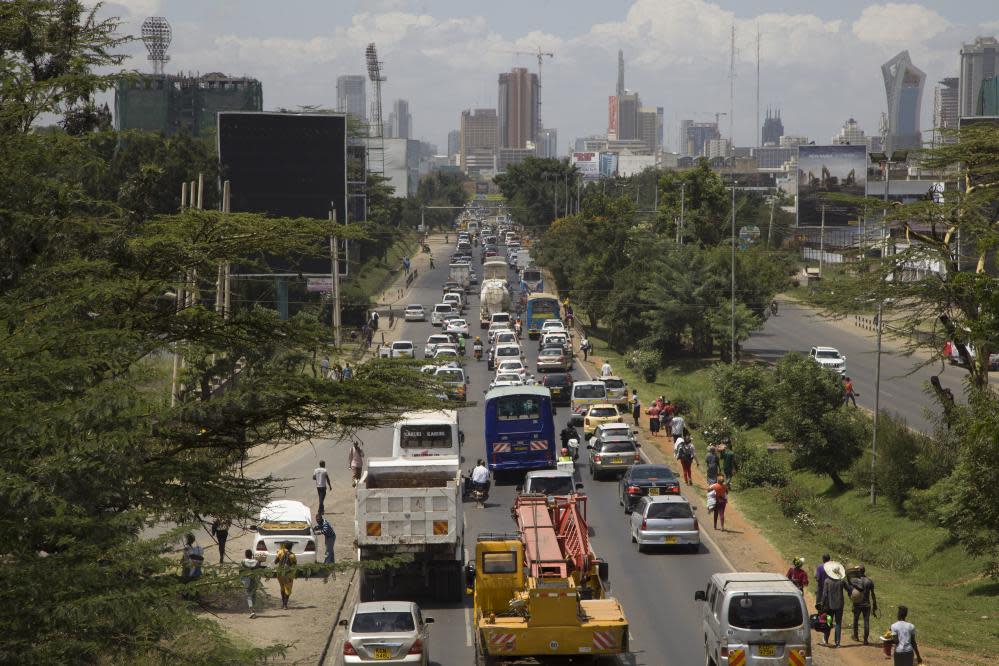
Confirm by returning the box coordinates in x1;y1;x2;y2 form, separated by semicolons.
355;456;464;602
479;279;511;329
467;494;630;664
449;262;470;291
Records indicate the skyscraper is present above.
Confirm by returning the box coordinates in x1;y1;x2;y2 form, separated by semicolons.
617;93;640;141
637;107;659;153
537;128;558;158
882;50;925;152
460;108;498;175
684;122;720;157
959;36;999;118
389;99;412;139
761;108;784;146
616;49;625;97
498;68;539;148
933;77;959;145
831;118;866;145
447;129;460;159
336;75;366;122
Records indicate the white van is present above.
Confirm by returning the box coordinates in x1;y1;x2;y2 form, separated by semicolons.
392;410;462;458
431;303;455;326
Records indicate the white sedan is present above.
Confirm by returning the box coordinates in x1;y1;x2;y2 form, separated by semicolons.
445;318;470;338
489;372;526;390
495;358;528;379
404;304;426;322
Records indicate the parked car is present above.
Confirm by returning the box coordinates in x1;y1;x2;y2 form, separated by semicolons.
379;340;415;359
540;372;573;406
629;494;699;553
619;464;681;513
404;304;426;322
587;436;640;480
250;500;317;565
341;600;434;665
809;346;846;375
536;346;570;373
600;376;629;404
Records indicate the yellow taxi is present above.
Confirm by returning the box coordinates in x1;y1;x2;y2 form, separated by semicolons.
583;403;623;437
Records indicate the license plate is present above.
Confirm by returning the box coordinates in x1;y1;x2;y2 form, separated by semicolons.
757;644;776;657
551;388;561;394
648;488;660;495
662;536;677;544
373;647;393;659
611;457;624;464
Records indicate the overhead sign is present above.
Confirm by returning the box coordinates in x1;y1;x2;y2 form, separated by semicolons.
796;144;867;227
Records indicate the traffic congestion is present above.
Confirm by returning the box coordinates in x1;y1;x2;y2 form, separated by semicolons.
333;205;814;665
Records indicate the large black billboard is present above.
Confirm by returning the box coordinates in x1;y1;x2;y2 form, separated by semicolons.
218;112;347;275
796;144;867;227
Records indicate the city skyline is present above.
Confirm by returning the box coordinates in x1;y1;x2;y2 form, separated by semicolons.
100;1;997;153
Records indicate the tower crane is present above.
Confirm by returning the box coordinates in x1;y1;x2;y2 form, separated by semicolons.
510;47;554;136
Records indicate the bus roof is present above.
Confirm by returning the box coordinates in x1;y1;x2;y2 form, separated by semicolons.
484;385;551;401
526;293;558;301
397;409;459;424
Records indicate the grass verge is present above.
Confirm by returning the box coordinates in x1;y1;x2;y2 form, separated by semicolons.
350;232;419;301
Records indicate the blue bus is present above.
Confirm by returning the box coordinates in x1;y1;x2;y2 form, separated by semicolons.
525;293;560;339
483;385;557;472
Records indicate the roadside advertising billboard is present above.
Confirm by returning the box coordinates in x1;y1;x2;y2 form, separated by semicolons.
607;96;618;139
572;151;600;181
796;144;866;227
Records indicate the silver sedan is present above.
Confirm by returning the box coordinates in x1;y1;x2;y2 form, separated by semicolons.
341;601;434;665
630;495;700;553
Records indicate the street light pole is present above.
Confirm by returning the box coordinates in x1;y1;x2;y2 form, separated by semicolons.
731;182;736;364
679;182;686;245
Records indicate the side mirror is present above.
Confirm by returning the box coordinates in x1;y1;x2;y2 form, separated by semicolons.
694;590;707;602
248;525;259;532
339;619;349;627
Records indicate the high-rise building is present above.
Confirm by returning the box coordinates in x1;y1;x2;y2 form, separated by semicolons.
684;122;720;157
978;77;999;115
537;128;558;158
959;36;999;118
779;135;809;148
831;118;867;145
617;93;640;141
761;108;784;146
498;67;539;148
336;75;367;122
459;108;498;175
679;119;693;155
882;50;925;152
616;49;625;97
637;107;659;153
933;77;959;145
706;138;731;160
389;99;412;139
447;129;461;159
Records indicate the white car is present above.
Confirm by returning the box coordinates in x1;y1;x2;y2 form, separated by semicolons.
490;372;525;390
809;346;847;375
404;304;426;322
541;319;567;335
251;500;317;565
341;600;434;665
445;318;469;338
496;358;527;379
487;322;512;343
442;292;464;313
493;330;519;347
424;334;453;358
432;347;461;362
430;303;455;326
379;340;415;359
489;343;523;370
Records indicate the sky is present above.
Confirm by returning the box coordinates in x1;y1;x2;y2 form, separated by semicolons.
100;0;998;153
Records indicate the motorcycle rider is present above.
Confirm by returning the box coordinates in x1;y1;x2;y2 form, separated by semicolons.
472;336;483;360
560;424;579;452
470;459;490;505
514;317;523;337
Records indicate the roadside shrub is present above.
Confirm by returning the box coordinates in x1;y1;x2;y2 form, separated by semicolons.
625;348;661;383
773;483;808;517
701;416;737;447
712;362;773;427
736;443;790;489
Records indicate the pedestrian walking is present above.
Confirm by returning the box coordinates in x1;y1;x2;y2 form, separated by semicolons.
843;376;858;407
600;360;612;377
274;542;297;610
371;311;379;331
342;362;353;380
889;605;923;665
240;549;264;618
320;355;330;380
705;445;720;486
348;441;365;487
669;411;686;445
719;444;736;486
210;517;231;565
819;560;848;647
315;513;337;566
708;476;729;530
631;392;641;426
786;557;809;591
646;401;662;436
848;565;878;644
429;256;435;269
676;438;698;485
815;553;831;598
181;532;204;582
314;460;332;513
580;337;591;361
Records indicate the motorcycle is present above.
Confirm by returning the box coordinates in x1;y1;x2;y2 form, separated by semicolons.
462;472;491;506
473;344;483;361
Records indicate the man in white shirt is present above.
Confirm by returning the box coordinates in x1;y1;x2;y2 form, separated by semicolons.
600;361;612;377
314;460;332;513
890;606;923;665
471;460;490;487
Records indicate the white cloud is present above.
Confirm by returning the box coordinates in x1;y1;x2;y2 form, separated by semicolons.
852;3;950;47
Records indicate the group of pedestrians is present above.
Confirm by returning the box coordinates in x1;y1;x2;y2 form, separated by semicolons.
320;356;354;381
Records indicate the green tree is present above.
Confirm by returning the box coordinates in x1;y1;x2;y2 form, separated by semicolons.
766;353;868;489
713;362;773;427
656;160;729;245
494;156;577;231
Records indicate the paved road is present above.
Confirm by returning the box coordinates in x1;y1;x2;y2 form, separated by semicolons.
744;301;970;434
327;239;732;665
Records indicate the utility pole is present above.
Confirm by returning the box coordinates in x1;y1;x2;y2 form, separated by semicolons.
729;24;736;146
330;210;342;348
730;182;736;364
766;195;776;249
756;26;761;149
819;204;826;275
678;182;686;245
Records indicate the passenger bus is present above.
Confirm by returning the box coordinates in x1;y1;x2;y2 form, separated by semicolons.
391;410;462;458
520;266;543;293
483;385;557;473
525;293;560;339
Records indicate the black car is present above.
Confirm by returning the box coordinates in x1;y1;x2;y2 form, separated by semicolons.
541;372;573;406
619;465;681;514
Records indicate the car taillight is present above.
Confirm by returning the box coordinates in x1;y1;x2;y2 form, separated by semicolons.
343;641;357;656
304;540;316;552
408;639;423;655
668;484;679;494
640;519;647;530
593;454;601;462
627;485;642;494
634;453;641;463
255;540;266;551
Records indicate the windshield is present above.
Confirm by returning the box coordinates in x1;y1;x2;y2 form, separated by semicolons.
589;407;618;417
647;502;692;519
497;347;519;357
499;362;523;372
574;384;606;399
495;374;520;383
406;306;422;312
495;395;541;420
540;349;562;357
400;424;453;449
492;314;511;324
528;477;574;495
815;350;840;359
436;369;464;383
600;441;636;453
728;595;804;630
629;466;671;480
529;299;558;316
523;270;542;282
434;305;452;312
351;611;415;633
545;374;570;386
603;378;625;389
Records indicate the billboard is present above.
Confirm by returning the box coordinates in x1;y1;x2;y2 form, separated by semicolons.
796;145;866;227
607;96;618;139
572;151;600;181
218;112;347;275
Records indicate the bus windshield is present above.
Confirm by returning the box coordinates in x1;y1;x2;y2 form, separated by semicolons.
400;425;454;449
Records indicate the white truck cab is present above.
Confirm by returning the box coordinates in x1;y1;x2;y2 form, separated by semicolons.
392;410;462;458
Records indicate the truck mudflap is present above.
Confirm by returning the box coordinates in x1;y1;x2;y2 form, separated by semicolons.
478;624;629;658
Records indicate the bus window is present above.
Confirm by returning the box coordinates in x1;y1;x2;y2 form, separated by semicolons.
496;396;542;420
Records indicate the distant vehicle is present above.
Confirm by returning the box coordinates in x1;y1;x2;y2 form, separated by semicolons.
431;347;461;363
483;385;557;472
520;470;582;498
489;343;523;370
944;340;999;370
431;303;455;326
492;330;519;347
540;372;573;406
495;358;527;379
520;266;543;292
379;340;415;359
587;436;640;480
525;294;560;339
487;321;513;344
442;292;464;313
537;346;570;373
251;500;317;565
444;318;469;338
600;376;630;407
434;365;467;401
468;270;478;285
489;372;525;390
392;410;461;458
479;279;511;329
619;464;681;514
424;334;453;358
404;304;426;322
482;258;509;282
540;319;566;335
569;380;609;421
809;346;847;375
629;495;698;553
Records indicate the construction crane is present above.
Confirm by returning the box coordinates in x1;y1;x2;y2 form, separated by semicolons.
510;47;554;136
